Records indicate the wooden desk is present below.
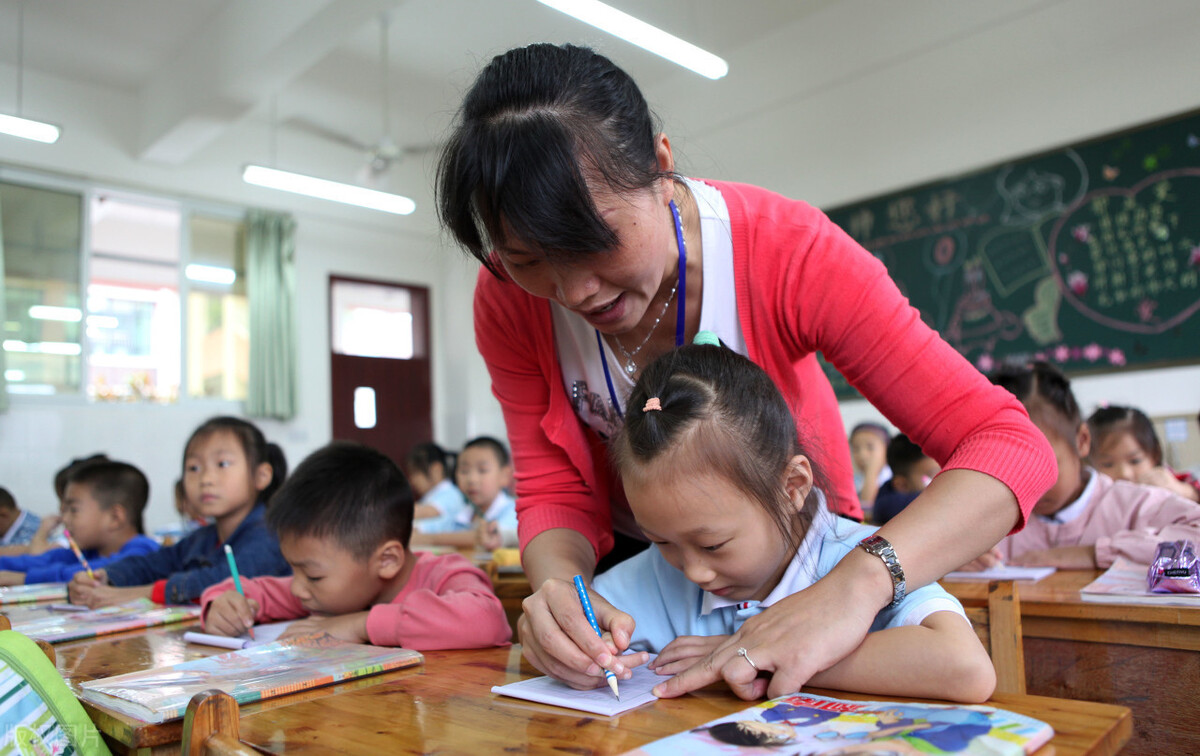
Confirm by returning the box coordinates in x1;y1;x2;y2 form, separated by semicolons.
943;570;1200;755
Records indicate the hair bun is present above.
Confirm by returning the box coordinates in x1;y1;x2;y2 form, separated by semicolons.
693;330;720;347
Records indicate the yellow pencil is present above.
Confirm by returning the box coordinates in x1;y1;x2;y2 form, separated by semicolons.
63;527;96;580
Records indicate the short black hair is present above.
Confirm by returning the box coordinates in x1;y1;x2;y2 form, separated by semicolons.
437;43;671;275
0;487;15;512
405;442;456;479
54;453;109;500
461;436;510;467
66;461;150;534
267;442;414;558
886;434;929;479
1087;405;1163;465
990;361;1081;443
850;422;890;445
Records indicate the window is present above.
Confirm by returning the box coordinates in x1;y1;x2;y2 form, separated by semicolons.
0;175;249;402
331;280;417;359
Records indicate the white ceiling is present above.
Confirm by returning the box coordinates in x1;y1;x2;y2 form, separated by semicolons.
1;0;1199;238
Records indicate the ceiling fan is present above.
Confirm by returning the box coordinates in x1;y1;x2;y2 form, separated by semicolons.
284;14;435;186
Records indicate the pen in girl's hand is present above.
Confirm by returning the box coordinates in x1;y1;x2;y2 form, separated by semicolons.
573;574;619;699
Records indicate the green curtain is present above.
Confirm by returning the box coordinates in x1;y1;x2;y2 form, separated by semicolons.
245;210;297;420
0;196;8;414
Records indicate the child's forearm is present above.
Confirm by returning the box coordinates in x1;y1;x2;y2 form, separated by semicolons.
805;612;995;703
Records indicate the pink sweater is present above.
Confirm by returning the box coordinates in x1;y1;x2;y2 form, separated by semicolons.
998;470;1200;567
199;552;511;650
474;179;1056;562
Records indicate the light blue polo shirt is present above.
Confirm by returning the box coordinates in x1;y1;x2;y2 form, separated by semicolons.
414;479;472;534
593;503;965;653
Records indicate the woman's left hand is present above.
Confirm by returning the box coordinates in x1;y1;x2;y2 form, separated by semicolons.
650;635;729;676
651;564;883;700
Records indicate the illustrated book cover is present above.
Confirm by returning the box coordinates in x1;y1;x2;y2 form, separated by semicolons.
624;692;1054;755
79;633;424;723
9;598;200;643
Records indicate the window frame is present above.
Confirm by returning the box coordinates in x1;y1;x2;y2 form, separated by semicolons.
0;165;248;409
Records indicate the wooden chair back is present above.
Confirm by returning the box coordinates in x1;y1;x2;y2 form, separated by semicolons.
960;580;1026;694
181;689;260;755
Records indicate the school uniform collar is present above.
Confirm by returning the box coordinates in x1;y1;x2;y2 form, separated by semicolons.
700;497;835;617
1038;468;1098;525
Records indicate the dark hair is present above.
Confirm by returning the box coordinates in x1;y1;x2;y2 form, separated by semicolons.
267;442;414;557
990;361;1081;442
0;487;15;512
66;461;150;535
1087;405;1163;465
183;417;287;504
436;43;671;274
461;436;511;467
54;453;109;500
405;442;456;481
850;422;890;445
616;344;826;550
886;434;928;479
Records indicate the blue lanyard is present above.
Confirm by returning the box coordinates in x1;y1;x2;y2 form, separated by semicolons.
596;199;688;419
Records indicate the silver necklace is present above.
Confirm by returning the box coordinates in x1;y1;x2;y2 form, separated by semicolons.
613;277;678;374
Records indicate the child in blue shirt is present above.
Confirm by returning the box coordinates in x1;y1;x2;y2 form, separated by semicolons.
872;434;941;525
413;436;517;550
0;461;158;585
587;335;994;703
407;442;470;535
69;417;291;607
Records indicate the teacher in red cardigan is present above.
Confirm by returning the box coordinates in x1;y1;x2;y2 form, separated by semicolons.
436;43;1054;700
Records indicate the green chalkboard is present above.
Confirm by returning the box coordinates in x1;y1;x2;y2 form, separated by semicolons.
823;109;1200;400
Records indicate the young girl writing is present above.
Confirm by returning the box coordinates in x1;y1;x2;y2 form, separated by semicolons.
589;337;995;703
972;363;1200;570
1087;405;1200;503
69;416;292;607
202;441;511;649
407;442;470;535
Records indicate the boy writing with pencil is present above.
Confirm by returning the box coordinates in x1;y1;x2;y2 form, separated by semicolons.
201;441;512;650
0;461;158;585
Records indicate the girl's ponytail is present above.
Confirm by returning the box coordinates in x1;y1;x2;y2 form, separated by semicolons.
262;442;289;504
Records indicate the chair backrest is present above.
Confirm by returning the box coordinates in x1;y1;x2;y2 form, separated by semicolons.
181;689;260;756
0;629;113;756
960;580;1026;695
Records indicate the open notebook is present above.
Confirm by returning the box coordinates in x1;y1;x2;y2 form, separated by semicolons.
80;633;423;723
10;598;200;643
625;692;1054;755
182;621;293;649
492;654;659;717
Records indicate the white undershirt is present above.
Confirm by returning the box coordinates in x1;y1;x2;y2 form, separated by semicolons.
551;178;746;439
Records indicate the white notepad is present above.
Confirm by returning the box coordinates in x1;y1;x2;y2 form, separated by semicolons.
492;655;660;716
182;621;293;649
943;565;1056;582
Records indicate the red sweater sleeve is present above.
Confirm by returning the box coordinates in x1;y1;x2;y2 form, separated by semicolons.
475;268;614;559
720;180;1055;529
199;575;307;628
364;553;511;650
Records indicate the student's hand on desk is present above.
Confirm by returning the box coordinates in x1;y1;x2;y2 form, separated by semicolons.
518;577;649;690
1009;545;1097;569
650;569;879;701
476;521;503;552
68;569;107;605
0;570;24;586
650;635;729;676
281;613;370;644
204;591;261;636
1138;466;1200;502
954;547;1005;572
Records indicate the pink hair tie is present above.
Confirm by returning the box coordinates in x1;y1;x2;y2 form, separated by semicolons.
643;397;663;413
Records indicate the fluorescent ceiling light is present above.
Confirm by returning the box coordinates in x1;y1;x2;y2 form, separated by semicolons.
242;165;416;215
186;264;237;285
0;113;60;143
4;369;25;382
537;0;728;80
29;305;82;322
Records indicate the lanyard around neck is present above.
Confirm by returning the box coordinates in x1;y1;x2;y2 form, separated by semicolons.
596;199;688;419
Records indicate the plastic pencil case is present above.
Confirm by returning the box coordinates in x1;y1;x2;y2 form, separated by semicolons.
1146;540;1200;594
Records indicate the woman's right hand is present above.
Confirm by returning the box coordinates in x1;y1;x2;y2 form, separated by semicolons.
517;577;647;689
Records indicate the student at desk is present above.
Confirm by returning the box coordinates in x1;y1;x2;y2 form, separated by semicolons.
202;441;511;650
963;362;1200;571
0;461;158;585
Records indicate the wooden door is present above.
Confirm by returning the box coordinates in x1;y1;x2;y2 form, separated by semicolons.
329;276;431;466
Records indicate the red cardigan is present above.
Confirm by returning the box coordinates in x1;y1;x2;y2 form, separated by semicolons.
474;179;1055;562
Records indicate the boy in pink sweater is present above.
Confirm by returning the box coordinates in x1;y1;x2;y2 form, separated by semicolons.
201;441;511;650
965;362;1200;570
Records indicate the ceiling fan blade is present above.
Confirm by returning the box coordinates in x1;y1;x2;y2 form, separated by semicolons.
284;117;372;153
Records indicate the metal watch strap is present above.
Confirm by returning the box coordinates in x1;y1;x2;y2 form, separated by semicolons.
858;534;906;608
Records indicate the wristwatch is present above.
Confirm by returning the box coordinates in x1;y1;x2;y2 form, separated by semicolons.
858;534;906;608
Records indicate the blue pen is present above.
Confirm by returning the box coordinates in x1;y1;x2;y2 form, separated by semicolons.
573;574;620;699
